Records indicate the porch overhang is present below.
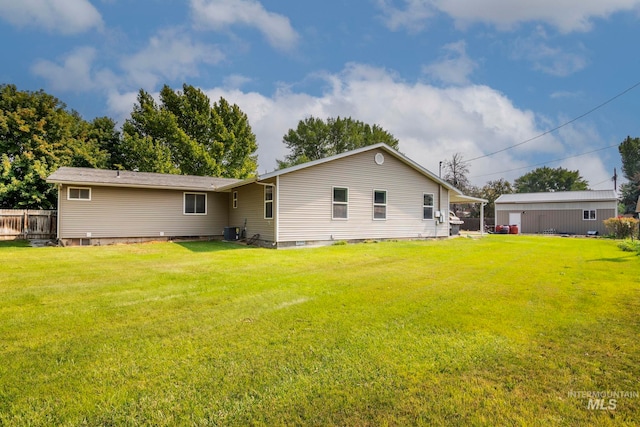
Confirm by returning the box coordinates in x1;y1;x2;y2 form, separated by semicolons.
450;194;488;204
449;193;488;234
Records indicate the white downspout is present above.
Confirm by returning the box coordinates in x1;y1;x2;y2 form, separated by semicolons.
56;184;61;242
275;175;280;244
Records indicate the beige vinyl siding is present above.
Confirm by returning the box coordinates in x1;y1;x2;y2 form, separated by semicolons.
227;181;276;243
58;185;227;238
496;201;617;235
277;149;449;243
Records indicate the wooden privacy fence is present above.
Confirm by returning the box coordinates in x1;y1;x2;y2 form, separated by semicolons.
461;217;494;231
0;210;57;240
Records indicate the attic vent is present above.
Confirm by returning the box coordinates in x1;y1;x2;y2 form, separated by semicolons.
375;153;385;165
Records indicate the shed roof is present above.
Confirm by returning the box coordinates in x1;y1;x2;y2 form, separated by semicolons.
495;190;618;204
47;167;242;191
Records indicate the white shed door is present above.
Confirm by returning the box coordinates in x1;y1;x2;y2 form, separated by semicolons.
509;212;521;230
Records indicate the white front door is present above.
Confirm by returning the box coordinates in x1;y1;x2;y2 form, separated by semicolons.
509;212;521;230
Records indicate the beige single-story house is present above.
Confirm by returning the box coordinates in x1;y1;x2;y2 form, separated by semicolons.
47;143;486;247
494;190;618;235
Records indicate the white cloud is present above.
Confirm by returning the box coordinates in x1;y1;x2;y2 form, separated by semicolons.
106;63;609;186
553;120;612;188
31;47;97;92
223;74;253;90
0;0;103;34
106;90;140;125
32;29;224;95
511;32;589;76
422;41;478;85
31;47;118;92
120;28;224;89
438;0;640;33
377;0;434;32
378;0;640;33
190;0;299;51
562;155;613;189
201;64;566;182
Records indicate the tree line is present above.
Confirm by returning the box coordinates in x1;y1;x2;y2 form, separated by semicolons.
1;83;638;215
0;83;399;209
442;139;640;218
0;83;260;209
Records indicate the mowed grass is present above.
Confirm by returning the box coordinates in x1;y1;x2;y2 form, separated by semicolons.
0;236;639;426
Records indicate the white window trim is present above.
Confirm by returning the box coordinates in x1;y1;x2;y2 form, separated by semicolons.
264;185;274;219
183;192;207;215
373;189;387;220
67;186;91;201
423;192;434;220
332;186;349;220
583;209;596;221
232;191;238;209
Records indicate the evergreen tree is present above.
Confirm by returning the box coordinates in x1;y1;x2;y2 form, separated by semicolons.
618;136;640;214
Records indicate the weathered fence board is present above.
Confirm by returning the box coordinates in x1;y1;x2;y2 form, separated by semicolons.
0;210;57;240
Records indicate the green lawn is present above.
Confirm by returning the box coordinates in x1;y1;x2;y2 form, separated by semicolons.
0;236;638;426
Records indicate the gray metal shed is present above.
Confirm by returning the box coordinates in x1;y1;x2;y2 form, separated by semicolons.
494;190;618;235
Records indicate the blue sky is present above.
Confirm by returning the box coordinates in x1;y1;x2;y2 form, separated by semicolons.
1;0;639;189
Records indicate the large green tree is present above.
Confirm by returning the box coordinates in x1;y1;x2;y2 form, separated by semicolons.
477;178;513;218
0;84;112;209
277;116;399;168
120;84;257;178
514;166;589;193
618;136;640;214
89;116;122;169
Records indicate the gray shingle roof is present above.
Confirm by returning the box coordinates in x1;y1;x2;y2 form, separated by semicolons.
495;190;618;204
47;167;242;191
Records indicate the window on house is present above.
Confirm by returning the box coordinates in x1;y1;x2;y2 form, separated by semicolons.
233;191;238;209
264;186;274;219
333;187;348;219
423;193;434;220
184;193;206;215
583;209;596;220
68;187;91;200
373;190;387;220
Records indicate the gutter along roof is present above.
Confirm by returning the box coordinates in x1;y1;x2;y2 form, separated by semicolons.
47;167;242;191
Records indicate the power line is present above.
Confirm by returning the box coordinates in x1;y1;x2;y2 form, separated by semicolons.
590;177;613;188
466;80;640;163
470;142;619;179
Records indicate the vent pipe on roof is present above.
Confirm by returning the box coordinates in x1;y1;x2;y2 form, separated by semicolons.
117;170;120;178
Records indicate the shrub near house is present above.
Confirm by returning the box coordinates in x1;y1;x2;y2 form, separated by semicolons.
604;216;640;239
